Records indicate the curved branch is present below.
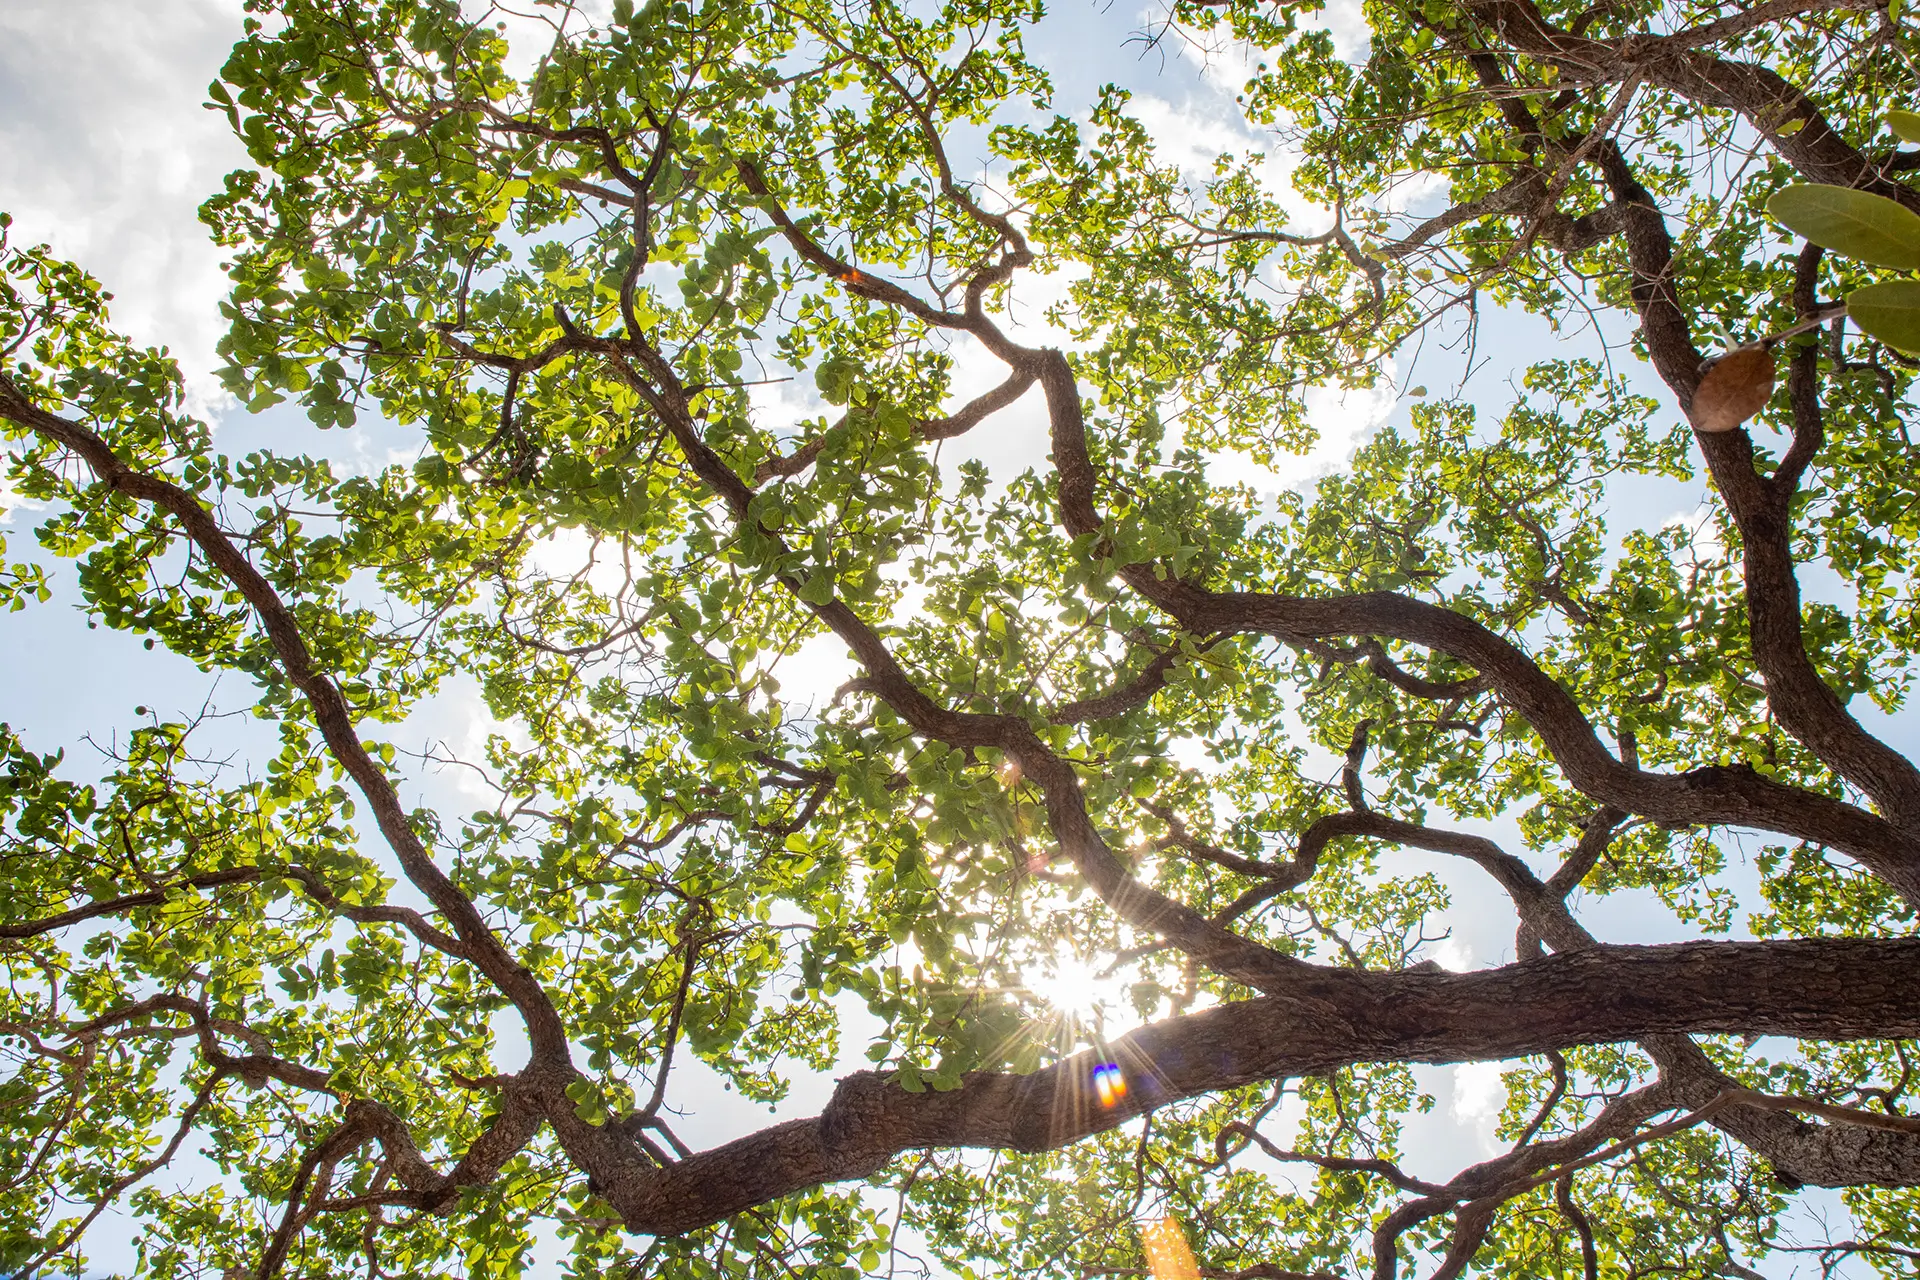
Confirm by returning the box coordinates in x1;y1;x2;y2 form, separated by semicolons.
1774;240;1830;495
1559;104;1920;832
1646;1033;1920;1189
1460;0;1915;207
257;1120;372;1279
0;374;571;1061
1054;642;1200;725
590;936;1920;1234
1555;1173;1600;1280
65;994;335;1095
1311;811;1920;1189
1543;807;1627;900
637;930;702;1121
754;365;1036;484
1028;329;1920;903
0;868;266;939
733;158;1031;365
1148;802;1290;881
1221;1120;1450;1196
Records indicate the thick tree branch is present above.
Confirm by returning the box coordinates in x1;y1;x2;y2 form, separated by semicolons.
588;935;1920;1234
1026;332;1920;903
1560;106;1920;832
1460;0;1914;207
1053;643;1198;725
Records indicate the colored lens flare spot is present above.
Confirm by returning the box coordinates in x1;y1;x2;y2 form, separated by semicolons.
1093;1061;1126;1107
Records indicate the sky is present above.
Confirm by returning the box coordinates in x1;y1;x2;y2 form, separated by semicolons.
0;0;1876;1275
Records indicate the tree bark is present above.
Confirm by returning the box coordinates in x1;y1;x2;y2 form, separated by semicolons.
598;936;1920;1234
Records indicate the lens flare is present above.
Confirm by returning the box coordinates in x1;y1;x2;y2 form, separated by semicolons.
1140;1216;1201;1280
1093;1061;1126;1108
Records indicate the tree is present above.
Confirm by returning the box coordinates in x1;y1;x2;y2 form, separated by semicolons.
3;0;1920;1274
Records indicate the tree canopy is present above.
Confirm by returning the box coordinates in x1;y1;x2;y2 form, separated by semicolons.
5;0;1920;1275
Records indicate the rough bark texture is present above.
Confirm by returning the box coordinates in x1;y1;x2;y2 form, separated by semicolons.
597;938;1920;1234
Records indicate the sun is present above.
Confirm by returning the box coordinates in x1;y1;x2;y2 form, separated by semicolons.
1021;950;1143;1035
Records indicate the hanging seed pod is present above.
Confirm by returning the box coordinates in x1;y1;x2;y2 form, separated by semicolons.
1141;1216;1202;1280
1689;344;1776;433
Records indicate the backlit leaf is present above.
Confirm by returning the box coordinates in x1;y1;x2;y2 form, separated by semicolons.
1847;279;1920;352
1768;184;1920;269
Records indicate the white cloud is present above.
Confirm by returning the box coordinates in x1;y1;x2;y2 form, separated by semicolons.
1450;1059;1507;1152
762;627;857;714
1427;935;1473;973
524;522;643;597
1199;377;1397;500
1666;501;1728;565
0;0;248;407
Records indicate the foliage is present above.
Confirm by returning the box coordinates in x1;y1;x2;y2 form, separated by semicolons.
3;0;1920;1277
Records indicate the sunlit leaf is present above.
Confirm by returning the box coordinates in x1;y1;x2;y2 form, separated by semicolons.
1847;279;1920;352
1768;184;1920;269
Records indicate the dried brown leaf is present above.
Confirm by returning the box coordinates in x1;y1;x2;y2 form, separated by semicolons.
1690;345;1776;433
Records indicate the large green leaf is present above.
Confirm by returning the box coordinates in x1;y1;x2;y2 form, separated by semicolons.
1847;279;1920;352
1889;109;1920;145
1768;184;1920;269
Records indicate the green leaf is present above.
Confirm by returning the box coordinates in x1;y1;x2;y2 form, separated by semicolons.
797;570;835;605
1767;184;1920;269
1890;109;1920;145
1847;280;1920;352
